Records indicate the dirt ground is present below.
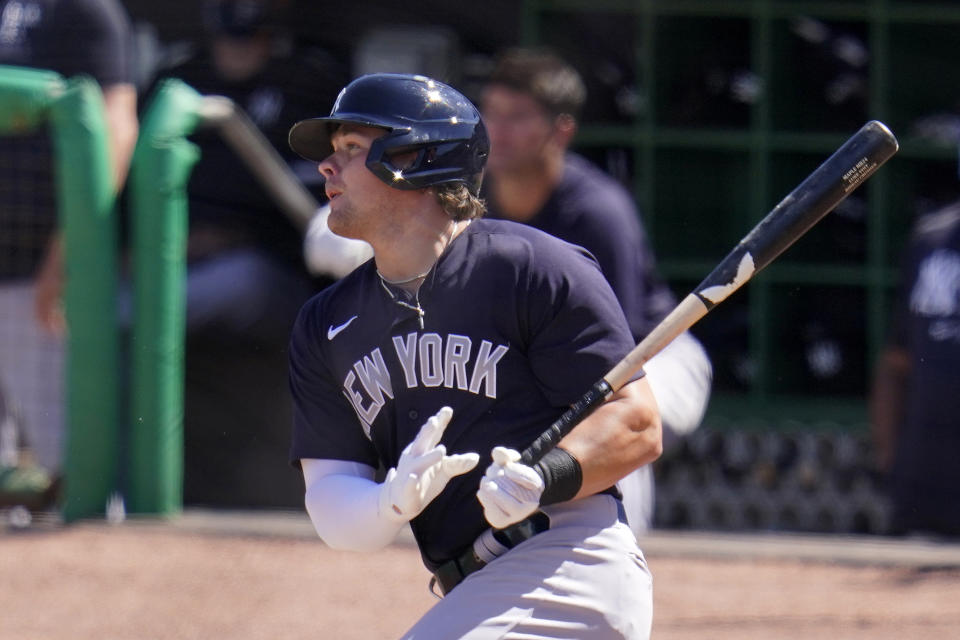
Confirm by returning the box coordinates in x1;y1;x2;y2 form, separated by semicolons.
2;517;960;640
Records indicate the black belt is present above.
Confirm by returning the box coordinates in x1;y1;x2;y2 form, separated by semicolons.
432;511;551;596
431;496;628;597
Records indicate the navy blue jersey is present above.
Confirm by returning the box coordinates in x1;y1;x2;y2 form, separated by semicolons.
289;218;635;568
0;0;132;85
0;0;132;280
486;153;676;341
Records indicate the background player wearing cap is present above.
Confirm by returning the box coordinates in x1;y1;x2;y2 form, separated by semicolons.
142;0;348;507
287;73;661;639
479;47;712;535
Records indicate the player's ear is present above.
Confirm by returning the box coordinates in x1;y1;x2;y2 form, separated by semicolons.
552;113;577;147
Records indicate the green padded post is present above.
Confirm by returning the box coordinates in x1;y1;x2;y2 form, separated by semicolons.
127;79;203;515
0;65;63;132
0;66;120;522
49;76;120;522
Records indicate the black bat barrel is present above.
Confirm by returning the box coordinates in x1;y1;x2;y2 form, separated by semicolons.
694;120;899;310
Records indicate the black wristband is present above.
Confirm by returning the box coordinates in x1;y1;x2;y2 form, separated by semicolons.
534;447;583;506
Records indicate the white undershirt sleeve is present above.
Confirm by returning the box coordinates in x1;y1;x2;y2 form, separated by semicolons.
301;458;406;552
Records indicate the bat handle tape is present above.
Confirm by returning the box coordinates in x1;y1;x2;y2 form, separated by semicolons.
520;379;613;466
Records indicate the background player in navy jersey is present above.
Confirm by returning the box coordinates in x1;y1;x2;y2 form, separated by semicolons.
870;200;960;536
287;73;661;639
480;47;712;535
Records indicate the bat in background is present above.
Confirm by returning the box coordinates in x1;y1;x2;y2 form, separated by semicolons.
521;119;900;466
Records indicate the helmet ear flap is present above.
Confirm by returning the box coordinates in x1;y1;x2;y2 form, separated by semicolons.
366;136;428;190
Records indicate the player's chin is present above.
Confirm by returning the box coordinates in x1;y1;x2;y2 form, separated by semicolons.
326;204;361;240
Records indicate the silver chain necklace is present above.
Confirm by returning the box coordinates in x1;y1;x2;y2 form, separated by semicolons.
375;220;461;330
377;275;426;329
376;268;432;286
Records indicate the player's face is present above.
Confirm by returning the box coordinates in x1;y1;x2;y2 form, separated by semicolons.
318;124;399;240
481;85;557;174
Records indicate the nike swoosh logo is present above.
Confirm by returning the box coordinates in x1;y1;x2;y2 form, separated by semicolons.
327;315;358;340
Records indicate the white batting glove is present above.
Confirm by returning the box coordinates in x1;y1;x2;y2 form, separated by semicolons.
476;446;545;529
378;407;480;524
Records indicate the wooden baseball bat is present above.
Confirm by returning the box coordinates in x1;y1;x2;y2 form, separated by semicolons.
520;120;899;466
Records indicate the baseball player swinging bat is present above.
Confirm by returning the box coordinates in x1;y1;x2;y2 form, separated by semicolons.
520;119;899;466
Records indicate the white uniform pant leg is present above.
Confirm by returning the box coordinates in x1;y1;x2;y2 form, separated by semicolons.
0;281;65;471
399;495;653;640
618;465;655;538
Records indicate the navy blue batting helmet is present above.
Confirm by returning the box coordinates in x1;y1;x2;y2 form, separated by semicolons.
288;73;489;195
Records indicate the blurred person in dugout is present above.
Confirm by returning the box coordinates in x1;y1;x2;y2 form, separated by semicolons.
870;193;960;537
144;0;359;508
0;0;138;501
479;47;713;536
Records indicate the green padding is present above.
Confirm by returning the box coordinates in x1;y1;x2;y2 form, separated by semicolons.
127;79;203;515
48;76;119;522
0;65;63;132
